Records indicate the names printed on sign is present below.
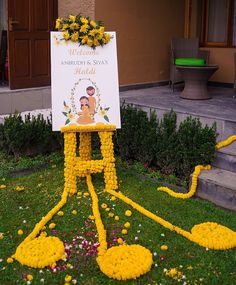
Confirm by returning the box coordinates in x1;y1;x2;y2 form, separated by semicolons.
50;32;120;131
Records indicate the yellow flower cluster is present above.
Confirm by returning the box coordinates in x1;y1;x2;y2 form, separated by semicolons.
14;236;65;268
157;165;211;199
55;15;111;48
97;244;153;280
165;268;183;279
105;188;236;250
61;124;116;133
191;222;236;250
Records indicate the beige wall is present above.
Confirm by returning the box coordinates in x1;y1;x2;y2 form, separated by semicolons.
58;0;95;19
95;0;185;86
201;48;236;83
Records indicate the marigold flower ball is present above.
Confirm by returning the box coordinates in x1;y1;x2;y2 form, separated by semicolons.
117;238;123;244
121;229;128;235
27;274;33;281
17;229;23;235
0;233;4;240
7;257;14;263
160;245;168;251
111;196;116;201
72;210;77;215
49;223;56;229
101;203;107;209
124;222;130;228
65;274;72;282
58;211;64;216
114;215;119;221
125;210;132;217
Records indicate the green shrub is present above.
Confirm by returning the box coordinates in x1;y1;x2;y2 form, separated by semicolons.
114;105;217;180
0;113;63;157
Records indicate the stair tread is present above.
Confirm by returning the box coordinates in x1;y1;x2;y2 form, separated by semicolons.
199;167;236;191
217;140;236;156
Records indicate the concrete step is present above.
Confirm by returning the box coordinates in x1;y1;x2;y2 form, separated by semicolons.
196;167;236;211
212;141;236;172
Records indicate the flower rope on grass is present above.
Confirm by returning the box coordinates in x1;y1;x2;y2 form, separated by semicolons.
105;188;236;250
86;175;153;280
157;134;236;199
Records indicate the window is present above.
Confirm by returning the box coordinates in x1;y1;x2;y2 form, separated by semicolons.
199;0;234;47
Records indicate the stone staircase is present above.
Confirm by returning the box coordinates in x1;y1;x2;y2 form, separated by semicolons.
197;141;236;211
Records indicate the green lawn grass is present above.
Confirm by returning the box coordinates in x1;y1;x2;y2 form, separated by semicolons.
0;158;235;285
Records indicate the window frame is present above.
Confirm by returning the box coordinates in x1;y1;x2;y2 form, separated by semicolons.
200;0;234;47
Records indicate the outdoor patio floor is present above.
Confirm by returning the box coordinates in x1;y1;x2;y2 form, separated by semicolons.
119;85;236;140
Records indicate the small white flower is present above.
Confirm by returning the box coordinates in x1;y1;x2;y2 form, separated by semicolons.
23;220;26;224
19;206;23;210
163;268;167;272
80;273;83;277
161;233;165;237
138;224;142;227
135;237;138;240
137;230;141;233
179;265;183;268
39;270;43;273
182;275;186;279
40;279;45;283
72;280;77;284
153;252;157;256
0;259;3;262
206;247;209;251
154;263;158;267
27;281;31;285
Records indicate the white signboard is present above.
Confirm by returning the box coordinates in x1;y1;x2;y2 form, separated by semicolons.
50;31;120;131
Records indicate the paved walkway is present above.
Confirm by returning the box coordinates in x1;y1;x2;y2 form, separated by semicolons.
120;85;236;122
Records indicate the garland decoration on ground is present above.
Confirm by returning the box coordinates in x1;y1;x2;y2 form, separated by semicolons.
55;15;111;48
157;135;236;199
10;129;236;279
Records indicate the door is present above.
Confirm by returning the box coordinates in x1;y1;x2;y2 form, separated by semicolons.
8;0;58;89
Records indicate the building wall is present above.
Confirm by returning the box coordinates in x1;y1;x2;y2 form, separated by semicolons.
58;0;95;19
95;0;185;86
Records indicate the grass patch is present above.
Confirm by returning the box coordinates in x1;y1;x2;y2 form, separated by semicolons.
0;159;235;285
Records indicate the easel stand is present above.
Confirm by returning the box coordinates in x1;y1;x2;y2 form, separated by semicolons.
61;125;118;195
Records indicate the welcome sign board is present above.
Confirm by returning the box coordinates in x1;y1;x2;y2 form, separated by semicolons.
50;31;120;131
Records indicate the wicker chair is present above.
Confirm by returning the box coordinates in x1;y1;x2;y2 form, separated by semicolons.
170;38;210;91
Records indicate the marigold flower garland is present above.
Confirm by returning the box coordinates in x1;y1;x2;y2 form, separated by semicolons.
157;134;236;199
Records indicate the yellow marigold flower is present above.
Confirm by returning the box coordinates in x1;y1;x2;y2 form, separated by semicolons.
111;196;116;201
0;233;4;240
105;207;110;212
65;274;72;282
99;26;105;33
121;229;128;235
93;39;99;46
108;212;114;218
7;257;13;263
101;203;107;209
63;31;70;40
187;265;193;270
15;186;24;191
83;192;89;197
69;15;76;22
72;210;77;215
117;237;123;244
90;20;97;28
49;223;56;229
124;222;130;228
26;274;33;281
125;210;132;217
77;191;82;196
17;229;23;235
57;211;64;216
0;184;6;189
114;215;119;221
160;245;168;251
71;32;79;42
81;17;89;24
105;33;111;42
89;215;95;220
80;24;89;33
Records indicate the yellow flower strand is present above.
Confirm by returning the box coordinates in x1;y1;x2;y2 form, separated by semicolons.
105;188;236;250
157;134;236;199
86;175;153;280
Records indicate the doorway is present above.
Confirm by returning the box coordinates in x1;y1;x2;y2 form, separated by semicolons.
0;0;8;88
